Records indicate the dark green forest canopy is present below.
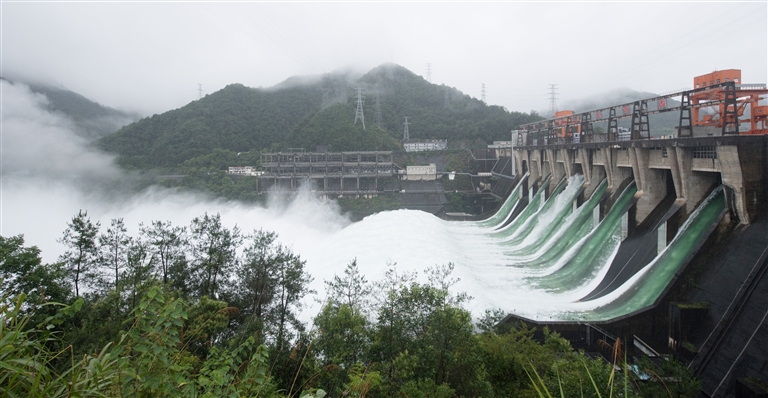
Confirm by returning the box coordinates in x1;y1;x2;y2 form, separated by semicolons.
98;64;542;169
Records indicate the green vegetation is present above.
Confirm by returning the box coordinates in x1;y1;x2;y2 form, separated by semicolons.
2;213;702;397
98;64;541;171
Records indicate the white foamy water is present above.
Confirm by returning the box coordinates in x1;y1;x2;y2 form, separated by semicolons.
2;171;611;324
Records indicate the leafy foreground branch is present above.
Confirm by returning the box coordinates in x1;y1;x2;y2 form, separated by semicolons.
1;288;277;398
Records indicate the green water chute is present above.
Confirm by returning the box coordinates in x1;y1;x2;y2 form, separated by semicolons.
497;175;570;244
531;181;638;292
473;172;529;229
504;178;607;266
491;174;554;238
501;176;584;250
565;186;726;322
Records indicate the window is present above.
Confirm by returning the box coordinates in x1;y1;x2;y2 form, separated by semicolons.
716;79;721;84
725;78;730;82
693;146;717;159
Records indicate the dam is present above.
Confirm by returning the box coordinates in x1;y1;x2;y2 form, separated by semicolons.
488;71;767;397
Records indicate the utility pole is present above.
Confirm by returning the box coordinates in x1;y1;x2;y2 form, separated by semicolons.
198;83;203;100
481;83;486;103
547;84;559;117
426;63;432;82
374;93;383;130
354;87;365;129
403;117;410;141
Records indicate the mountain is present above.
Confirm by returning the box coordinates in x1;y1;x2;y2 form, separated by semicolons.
98;64;542;169
1;77;139;140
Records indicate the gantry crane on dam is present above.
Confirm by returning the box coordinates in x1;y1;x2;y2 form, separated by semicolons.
517;69;768;145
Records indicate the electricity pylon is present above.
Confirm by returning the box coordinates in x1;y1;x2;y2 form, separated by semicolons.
354;87;365;129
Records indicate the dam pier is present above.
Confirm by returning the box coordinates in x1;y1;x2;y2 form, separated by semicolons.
513;134;765;227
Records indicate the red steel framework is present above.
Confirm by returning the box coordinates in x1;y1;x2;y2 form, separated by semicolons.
519;70;768;145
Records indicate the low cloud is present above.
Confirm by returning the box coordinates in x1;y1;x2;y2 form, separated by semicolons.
1;80;123;184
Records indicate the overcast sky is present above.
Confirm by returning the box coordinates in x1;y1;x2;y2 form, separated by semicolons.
2;2;767;115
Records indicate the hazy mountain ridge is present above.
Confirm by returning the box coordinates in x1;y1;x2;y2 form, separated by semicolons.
98;63;542;169
1;77;140;140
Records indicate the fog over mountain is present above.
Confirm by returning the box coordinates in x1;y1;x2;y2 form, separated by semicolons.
1;79;348;281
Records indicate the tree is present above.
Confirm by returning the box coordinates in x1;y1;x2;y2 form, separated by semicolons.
232;229;314;391
189;212;241;299
324;258;372;312
0;234;71;308
139;220;187;285
99;218;131;296
235;230;279;324
312;259;373;394
234;230;313;344
123;238;156;310
313;303;370;384
368;263;491;396
57;210;100;297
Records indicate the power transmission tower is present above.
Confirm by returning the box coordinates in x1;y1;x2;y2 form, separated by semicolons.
426;63;432;82
374;93;383;130
198;83;203;99
547;84;559;117
481;83;486;103
354;87;365;129
403;117;410;141
319;87;331;108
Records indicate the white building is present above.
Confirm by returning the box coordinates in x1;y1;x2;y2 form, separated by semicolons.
487;141;513;149
404;140;448;152
227;166;264;176
405;163;437;181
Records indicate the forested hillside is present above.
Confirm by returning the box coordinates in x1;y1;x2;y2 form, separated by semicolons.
98;64;541;169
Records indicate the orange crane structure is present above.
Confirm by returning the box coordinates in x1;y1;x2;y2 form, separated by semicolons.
519;69;768;144
689;69;768;134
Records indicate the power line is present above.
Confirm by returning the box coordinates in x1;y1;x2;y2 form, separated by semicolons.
374;93;383;130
